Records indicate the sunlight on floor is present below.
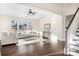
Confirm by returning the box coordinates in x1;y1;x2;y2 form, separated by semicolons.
50;34;58;44
17;39;41;46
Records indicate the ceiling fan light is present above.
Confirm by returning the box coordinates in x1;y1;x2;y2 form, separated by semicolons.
25;9;37;16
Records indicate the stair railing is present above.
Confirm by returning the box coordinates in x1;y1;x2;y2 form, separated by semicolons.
65;7;79;55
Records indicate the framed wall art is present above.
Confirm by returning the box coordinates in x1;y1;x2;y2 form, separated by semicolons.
44;23;51;30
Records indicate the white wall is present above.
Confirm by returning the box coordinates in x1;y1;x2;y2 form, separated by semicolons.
22;13;63;41
0;14;64;43
65;15;74;27
33;14;63;41
0;16;10;32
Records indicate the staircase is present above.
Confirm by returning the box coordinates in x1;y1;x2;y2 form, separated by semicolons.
65;8;79;56
69;26;79;56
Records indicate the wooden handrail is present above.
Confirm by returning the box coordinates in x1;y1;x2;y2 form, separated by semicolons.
66;8;79;31
65;8;79;55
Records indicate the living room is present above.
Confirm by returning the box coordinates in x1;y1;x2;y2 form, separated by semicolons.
0;3;65;56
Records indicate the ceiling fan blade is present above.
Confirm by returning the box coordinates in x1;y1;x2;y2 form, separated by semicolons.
32;13;35;15
33;12;37;14
27;13;30;15
25;9;37;15
32;12;37;15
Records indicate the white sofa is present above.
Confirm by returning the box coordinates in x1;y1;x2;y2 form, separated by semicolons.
1;30;17;45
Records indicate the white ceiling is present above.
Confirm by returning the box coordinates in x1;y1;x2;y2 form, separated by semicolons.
63;3;79;15
0;3;57;19
19;3;79;15
0;3;79;17
19;3;64;15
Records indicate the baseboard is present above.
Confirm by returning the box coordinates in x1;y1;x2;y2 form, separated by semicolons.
46;51;64;56
57;40;65;42
2;43;17;47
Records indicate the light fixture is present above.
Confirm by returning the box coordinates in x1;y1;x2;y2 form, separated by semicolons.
25;9;37;15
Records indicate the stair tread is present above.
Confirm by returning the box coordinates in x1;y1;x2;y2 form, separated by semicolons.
75;35;79;36
70;44;79;47
73;38;79;39
70;49;79;53
72;39;79;41
76;31;79;32
77;28;79;29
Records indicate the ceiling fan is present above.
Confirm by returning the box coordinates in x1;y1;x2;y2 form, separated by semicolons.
27;9;37;15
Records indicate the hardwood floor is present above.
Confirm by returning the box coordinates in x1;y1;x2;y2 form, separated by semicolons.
1;41;65;56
